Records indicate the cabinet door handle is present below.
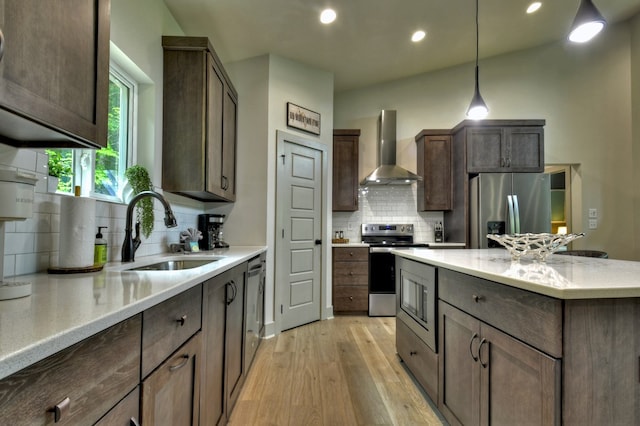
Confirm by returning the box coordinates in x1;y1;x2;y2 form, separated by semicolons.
130;417;141;426
472;294;483;303
226;280;237;305
409;350;417;356
0;29;4;62
222;176;229;190
49;397;70;423
176;314;187;326
469;333;479;362
478;338;488;368
169;354;190;371
506;158;511;168
349;296;353;301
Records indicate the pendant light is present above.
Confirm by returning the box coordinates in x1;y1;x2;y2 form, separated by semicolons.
466;0;488;120
568;0;606;43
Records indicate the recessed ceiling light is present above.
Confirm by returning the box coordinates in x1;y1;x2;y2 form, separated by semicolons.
527;2;542;14
411;30;426;42
320;9;336;24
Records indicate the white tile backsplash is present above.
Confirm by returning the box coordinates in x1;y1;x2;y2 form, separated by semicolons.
333;185;444;243
1;144;204;277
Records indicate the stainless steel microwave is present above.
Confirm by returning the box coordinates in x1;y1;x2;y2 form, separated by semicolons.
396;258;437;352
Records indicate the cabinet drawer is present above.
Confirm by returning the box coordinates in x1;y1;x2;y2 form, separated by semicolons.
396;319;438;402
142;285;203;378
95;386;139;426
333;261;369;286
333;247;369;262
333;286;368;312
439;269;562;357
0;316;141;426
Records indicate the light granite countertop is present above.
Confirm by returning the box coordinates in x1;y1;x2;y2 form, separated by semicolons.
0;246;266;381
393;248;640;300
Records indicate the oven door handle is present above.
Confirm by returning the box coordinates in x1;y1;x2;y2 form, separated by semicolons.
369;247;395;253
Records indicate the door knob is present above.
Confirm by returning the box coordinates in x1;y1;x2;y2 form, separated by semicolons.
315;239;322;245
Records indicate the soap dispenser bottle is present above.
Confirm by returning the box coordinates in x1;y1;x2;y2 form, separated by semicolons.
94;226;108;266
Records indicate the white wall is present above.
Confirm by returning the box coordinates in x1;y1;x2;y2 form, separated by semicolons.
335;20;637;260
631;15;640;261
222;54;334;335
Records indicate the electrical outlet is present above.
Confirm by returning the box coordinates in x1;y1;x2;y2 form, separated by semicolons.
347;222;353;231
589;208;598;218
588;219;598;229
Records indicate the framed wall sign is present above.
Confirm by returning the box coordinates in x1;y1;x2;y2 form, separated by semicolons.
287;102;321;135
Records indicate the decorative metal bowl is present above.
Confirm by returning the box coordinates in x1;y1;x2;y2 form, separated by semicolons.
486;233;585;262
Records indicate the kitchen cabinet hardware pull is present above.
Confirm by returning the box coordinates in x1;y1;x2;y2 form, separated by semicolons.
349;296;353;301
130;417;141;426
226;280;237;305
410;350;417;356
0;29;4;62
176;314;187;326
169;354;190;371
49;396;70;423
478;338;488;368
349;252;354;256
469;333;479;362
472;294;483;303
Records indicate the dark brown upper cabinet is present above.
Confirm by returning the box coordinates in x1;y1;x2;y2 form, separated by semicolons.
162;36;237;202
0;0;110;148
415;130;452;211
455;120;545;173
333;129;360;211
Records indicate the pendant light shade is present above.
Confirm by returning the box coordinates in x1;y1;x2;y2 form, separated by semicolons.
466;0;488;120
568;0;606;43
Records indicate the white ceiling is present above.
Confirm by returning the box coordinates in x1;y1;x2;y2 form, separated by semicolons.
163;0;640;92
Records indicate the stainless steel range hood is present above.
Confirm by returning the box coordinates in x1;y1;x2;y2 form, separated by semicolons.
361;110;423;186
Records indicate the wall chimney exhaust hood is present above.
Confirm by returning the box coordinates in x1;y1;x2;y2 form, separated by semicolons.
361;110;423;186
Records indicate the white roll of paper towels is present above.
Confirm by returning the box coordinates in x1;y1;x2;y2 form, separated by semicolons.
58;195;96;268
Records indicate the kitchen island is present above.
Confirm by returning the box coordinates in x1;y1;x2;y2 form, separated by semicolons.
393;248;640;426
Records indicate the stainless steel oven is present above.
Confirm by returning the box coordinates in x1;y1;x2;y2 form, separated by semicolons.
362;224;428;317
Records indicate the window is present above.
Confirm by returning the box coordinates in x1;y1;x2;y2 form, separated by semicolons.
46;65;136;200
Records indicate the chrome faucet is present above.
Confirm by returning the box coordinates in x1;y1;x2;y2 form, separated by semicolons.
121;191;178;262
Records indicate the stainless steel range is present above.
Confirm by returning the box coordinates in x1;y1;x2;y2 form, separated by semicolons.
361;224;428;316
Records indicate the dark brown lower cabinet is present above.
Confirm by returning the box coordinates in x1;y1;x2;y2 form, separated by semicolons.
438;301;560;426
141;332;202;426
95;386;140;426
396;319;438;402
201;263;247;425
0;315;141;426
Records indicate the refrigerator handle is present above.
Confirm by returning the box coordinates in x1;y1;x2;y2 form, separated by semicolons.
512;195;521;234
507;195;516;234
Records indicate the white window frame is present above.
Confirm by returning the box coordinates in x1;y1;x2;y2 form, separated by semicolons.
88;63;138;202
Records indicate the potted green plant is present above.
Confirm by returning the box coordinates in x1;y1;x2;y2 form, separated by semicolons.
45;149;72;193
124;165;155;238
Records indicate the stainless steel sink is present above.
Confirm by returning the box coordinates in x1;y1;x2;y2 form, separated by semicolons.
127;259;219;271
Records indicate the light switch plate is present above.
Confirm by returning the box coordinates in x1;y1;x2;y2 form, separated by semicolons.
588;208;598;218
588;219;598;229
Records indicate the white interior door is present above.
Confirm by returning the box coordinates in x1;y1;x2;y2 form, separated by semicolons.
276;131;323;331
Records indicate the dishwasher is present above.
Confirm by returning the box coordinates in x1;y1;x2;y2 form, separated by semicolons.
244;252;266;369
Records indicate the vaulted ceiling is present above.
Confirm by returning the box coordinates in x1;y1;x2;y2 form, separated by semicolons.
164;0;640;92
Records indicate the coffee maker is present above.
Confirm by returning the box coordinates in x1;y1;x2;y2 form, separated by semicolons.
198;214;229;249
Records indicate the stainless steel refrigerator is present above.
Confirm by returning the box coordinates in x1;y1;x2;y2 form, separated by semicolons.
470;173;551;249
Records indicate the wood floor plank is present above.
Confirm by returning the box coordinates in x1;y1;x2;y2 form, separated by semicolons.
228;316;444;426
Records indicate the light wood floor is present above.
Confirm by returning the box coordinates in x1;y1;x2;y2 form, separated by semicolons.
228;315;445;426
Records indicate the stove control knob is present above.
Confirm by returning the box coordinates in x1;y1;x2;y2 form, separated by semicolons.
400;225;405;232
